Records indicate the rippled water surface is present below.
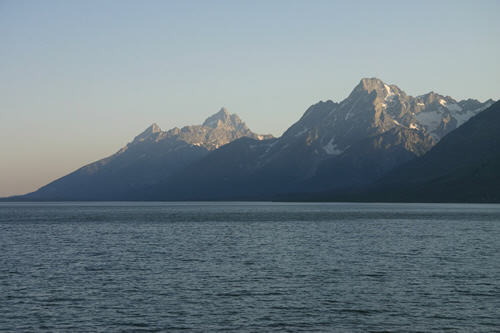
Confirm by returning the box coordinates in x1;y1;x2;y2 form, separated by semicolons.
1;202;499;332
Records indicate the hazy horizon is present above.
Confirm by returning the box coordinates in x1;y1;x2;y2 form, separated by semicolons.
1;0;500;197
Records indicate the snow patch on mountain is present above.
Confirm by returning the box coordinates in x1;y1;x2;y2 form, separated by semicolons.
446;103;462;112
454;110;479;127
323;138;343;155
203;118;220;128
294;127;309;137
415;110;442;136
264;140;279;154
393;119;403;127
384;84;396;101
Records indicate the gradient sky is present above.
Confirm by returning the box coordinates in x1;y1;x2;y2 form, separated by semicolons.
1;0;499;197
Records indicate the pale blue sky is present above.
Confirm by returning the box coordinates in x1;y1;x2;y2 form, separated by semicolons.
1;0;499;196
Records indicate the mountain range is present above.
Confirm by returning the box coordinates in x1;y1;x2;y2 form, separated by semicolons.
5;78;497;202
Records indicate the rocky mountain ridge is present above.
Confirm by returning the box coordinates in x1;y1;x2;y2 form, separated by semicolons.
132;107;271;149
282;78;493;156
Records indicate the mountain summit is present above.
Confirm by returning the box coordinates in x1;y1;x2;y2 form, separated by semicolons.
133;123;162;142
202;107;243;129
131;108;270;150
352;77;405;97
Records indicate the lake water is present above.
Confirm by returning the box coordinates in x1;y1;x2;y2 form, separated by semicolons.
1;202;499;332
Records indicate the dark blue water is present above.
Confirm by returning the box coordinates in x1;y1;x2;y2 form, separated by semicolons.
1;202;499;332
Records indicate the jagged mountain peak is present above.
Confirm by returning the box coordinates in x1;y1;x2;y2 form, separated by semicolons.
133;123;163;142
347;77;405;101
149;123;162;133
217;107;230;115
126;108;270;152
360;77;385;88
356;77;390;91
417;91;452;103
202;107;244;129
